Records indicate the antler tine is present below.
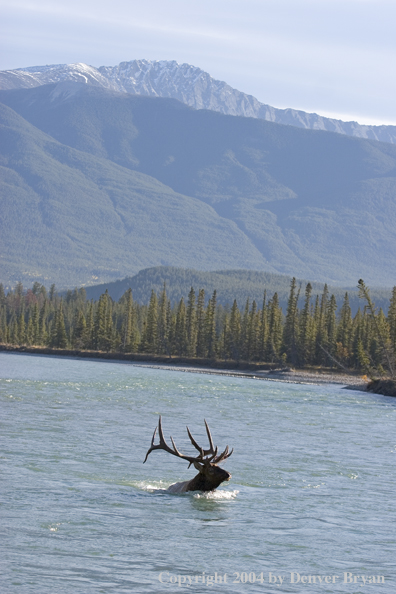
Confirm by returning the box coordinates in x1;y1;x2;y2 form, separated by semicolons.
204;419;215;453
187;420;217;458
170;435;183;456
213;445;234;465
186;425;202;453
143;416;205;465
143;426;158;463
157;415;166;446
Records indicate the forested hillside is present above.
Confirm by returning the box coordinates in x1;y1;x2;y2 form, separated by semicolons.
1;83;396;288
0;102;266;288
81;267;392;316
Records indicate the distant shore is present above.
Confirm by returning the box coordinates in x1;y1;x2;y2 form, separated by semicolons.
0;343;370;389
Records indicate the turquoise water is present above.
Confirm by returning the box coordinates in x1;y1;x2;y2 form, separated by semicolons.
1;353;395;593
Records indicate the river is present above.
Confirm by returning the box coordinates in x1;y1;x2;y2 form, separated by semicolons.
1;353;395;593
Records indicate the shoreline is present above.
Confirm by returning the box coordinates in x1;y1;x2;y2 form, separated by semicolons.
0;344;368;390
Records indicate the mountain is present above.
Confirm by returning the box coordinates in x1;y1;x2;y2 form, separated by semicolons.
1;60;396;144
1;82;396;288
0;101;267;288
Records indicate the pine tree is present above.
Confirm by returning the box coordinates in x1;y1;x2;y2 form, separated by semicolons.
49;284;56;302
186;287;197;357
258;291;268;362
50;300;68;348
157;284;169;355
175;297;188;356
337;293;353;354
315;284;329;364
10;316;19;345
267;293;283;362
18;307;26;346
240;298;250;361
31;303;40;345
141;290;158;353
358;279;395;377
283;278;300;366
93;293;107;350
228;299;241;360
103;296;115;352
205;291;217;359
246;300;258;361
121;289;132;352
39;300;48;345
73;310;87;348
85;301;94;349
299;283;314;365
388;287;396;356
196;289;206;358
326;294;337;357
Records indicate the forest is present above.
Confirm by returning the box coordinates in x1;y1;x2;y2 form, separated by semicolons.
1;278;395;377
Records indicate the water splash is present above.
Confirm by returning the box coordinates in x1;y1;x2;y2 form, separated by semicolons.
193;489;239;500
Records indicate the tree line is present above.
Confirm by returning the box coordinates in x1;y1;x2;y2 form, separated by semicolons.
1;279;395;377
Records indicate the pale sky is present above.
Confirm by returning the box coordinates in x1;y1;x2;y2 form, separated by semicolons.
1;0;395;125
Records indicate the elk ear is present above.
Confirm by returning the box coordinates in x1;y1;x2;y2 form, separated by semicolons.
193;461;204;472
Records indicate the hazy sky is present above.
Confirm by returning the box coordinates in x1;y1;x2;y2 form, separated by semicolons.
2;0;395;125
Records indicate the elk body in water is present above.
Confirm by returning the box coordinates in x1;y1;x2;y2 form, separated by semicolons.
143;417;233;493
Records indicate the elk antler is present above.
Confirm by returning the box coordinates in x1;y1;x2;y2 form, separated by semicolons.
143;416;233;467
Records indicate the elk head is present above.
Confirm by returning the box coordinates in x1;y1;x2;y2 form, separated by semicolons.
143;416;233;492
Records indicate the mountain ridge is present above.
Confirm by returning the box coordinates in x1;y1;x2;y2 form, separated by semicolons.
1;60;395;144
1;83;396;288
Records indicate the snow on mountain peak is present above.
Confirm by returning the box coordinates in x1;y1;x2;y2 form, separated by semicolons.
0;60;395;144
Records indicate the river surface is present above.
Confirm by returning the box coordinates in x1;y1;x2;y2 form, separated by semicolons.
1;353;395;593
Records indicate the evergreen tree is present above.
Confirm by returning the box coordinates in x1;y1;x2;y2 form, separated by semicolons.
50;300;68;348
205;291;217;359
240;298;250;361
93;293;107;350
196;289;206;357
246;300;258;361
49;284;56;302
186;287;197;357
258;291;268;362
388;287;396;355
10;316;19;345
228;300;241;360
141;290;158;353
73;310;87;349
358;279;395;377
326;294;337;357
31;303;40;345
18;307;26;346
174;298;188;356
39;300;48;345
337;293;353;353
299;283;314;365
157;284;169;355
267;293;283;362
283;278;300;366
85;301;94;349
315;284;329;364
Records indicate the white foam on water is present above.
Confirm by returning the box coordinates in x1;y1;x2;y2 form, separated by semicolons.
193;489;239;500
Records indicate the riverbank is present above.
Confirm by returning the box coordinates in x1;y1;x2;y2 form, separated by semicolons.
0;343;369;389
366;379;396;397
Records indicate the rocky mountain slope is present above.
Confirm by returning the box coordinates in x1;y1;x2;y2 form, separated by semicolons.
1;60;395;144
1;82;396;289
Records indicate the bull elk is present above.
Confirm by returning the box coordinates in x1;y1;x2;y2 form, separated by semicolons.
143;416;233;493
